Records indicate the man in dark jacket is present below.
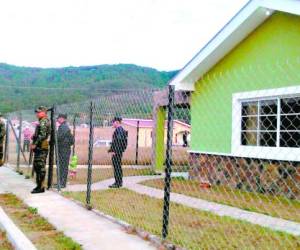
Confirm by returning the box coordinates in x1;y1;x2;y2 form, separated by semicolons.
57;114;74;188
108;116;127;188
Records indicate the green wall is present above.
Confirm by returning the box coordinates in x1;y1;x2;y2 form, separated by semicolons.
191;12;300;153
154;107;166;171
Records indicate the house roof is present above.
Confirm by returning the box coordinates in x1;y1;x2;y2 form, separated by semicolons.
170;0;300;91
122;119;153;128
122;118;191;129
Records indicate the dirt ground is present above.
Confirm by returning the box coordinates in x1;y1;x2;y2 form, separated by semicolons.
7;142;189;166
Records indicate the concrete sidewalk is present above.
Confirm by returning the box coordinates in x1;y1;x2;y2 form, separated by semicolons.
66;175;300;236
0;167;155;250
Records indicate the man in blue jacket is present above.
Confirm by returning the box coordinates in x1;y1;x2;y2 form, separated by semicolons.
108;116;128;188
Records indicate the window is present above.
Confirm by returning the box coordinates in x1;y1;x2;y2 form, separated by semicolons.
280;97;300;147
241;97;300;148
232;86;300;161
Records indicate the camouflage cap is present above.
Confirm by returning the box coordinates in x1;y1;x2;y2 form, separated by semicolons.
34;106;48;113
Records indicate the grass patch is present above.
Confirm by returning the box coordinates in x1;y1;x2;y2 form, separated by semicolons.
0;231;13;250
63;189;300;250
68;167;157;185
21;166;157;185
140;178;300;223
0;193;82;250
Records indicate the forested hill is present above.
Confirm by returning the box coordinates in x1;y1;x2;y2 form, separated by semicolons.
0;63;178;113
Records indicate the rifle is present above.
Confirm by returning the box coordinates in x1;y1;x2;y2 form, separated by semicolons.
29;149;34;177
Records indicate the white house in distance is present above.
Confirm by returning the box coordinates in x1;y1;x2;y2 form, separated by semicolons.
122;118;190;147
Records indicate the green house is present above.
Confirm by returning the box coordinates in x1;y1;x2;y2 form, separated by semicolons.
166;0;300;198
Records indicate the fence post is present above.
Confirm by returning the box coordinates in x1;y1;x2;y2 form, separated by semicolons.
52;105;61;191
135;120;140;165
86;101;94;209
162;85;175;239
8;120;28;166
4;119;10;164
16;112;22;172
47;106;55;189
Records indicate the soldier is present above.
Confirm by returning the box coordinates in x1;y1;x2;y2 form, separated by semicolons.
57;113;74;188
0;112;6;167
30;106;51;194
108;116;128;188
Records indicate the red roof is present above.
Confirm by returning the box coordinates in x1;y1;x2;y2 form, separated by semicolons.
122;118;190;128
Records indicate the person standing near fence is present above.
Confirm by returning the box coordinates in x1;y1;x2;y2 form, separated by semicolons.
30;106;51;194
0;113;6;167
23;127;32;152
108;116;128;188
182;131;188;147
57;114;74;188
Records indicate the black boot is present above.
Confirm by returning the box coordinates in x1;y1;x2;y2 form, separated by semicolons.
109;183;120;188
31;187;45;194
31;175;40;193
31;174;45;193
31;186;39;192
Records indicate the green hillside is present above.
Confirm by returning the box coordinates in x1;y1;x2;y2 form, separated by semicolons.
0;63;177;113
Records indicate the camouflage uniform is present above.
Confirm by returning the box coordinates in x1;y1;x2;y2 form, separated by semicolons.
0;114;6;166
32;109;51;190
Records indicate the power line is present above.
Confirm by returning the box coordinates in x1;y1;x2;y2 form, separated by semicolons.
0;85;160;92
0;85;87;90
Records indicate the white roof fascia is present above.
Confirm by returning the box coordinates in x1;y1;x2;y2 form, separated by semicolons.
181;7;271;88
261;0;300;16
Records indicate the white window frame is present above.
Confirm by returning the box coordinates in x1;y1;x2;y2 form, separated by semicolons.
232;86;300;162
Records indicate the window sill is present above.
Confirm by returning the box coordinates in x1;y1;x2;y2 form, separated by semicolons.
232;145;300;162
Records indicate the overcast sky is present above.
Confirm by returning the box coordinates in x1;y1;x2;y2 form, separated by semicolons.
0;0;248;71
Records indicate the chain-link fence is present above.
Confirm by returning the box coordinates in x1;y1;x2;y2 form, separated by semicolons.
2;62;300;249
